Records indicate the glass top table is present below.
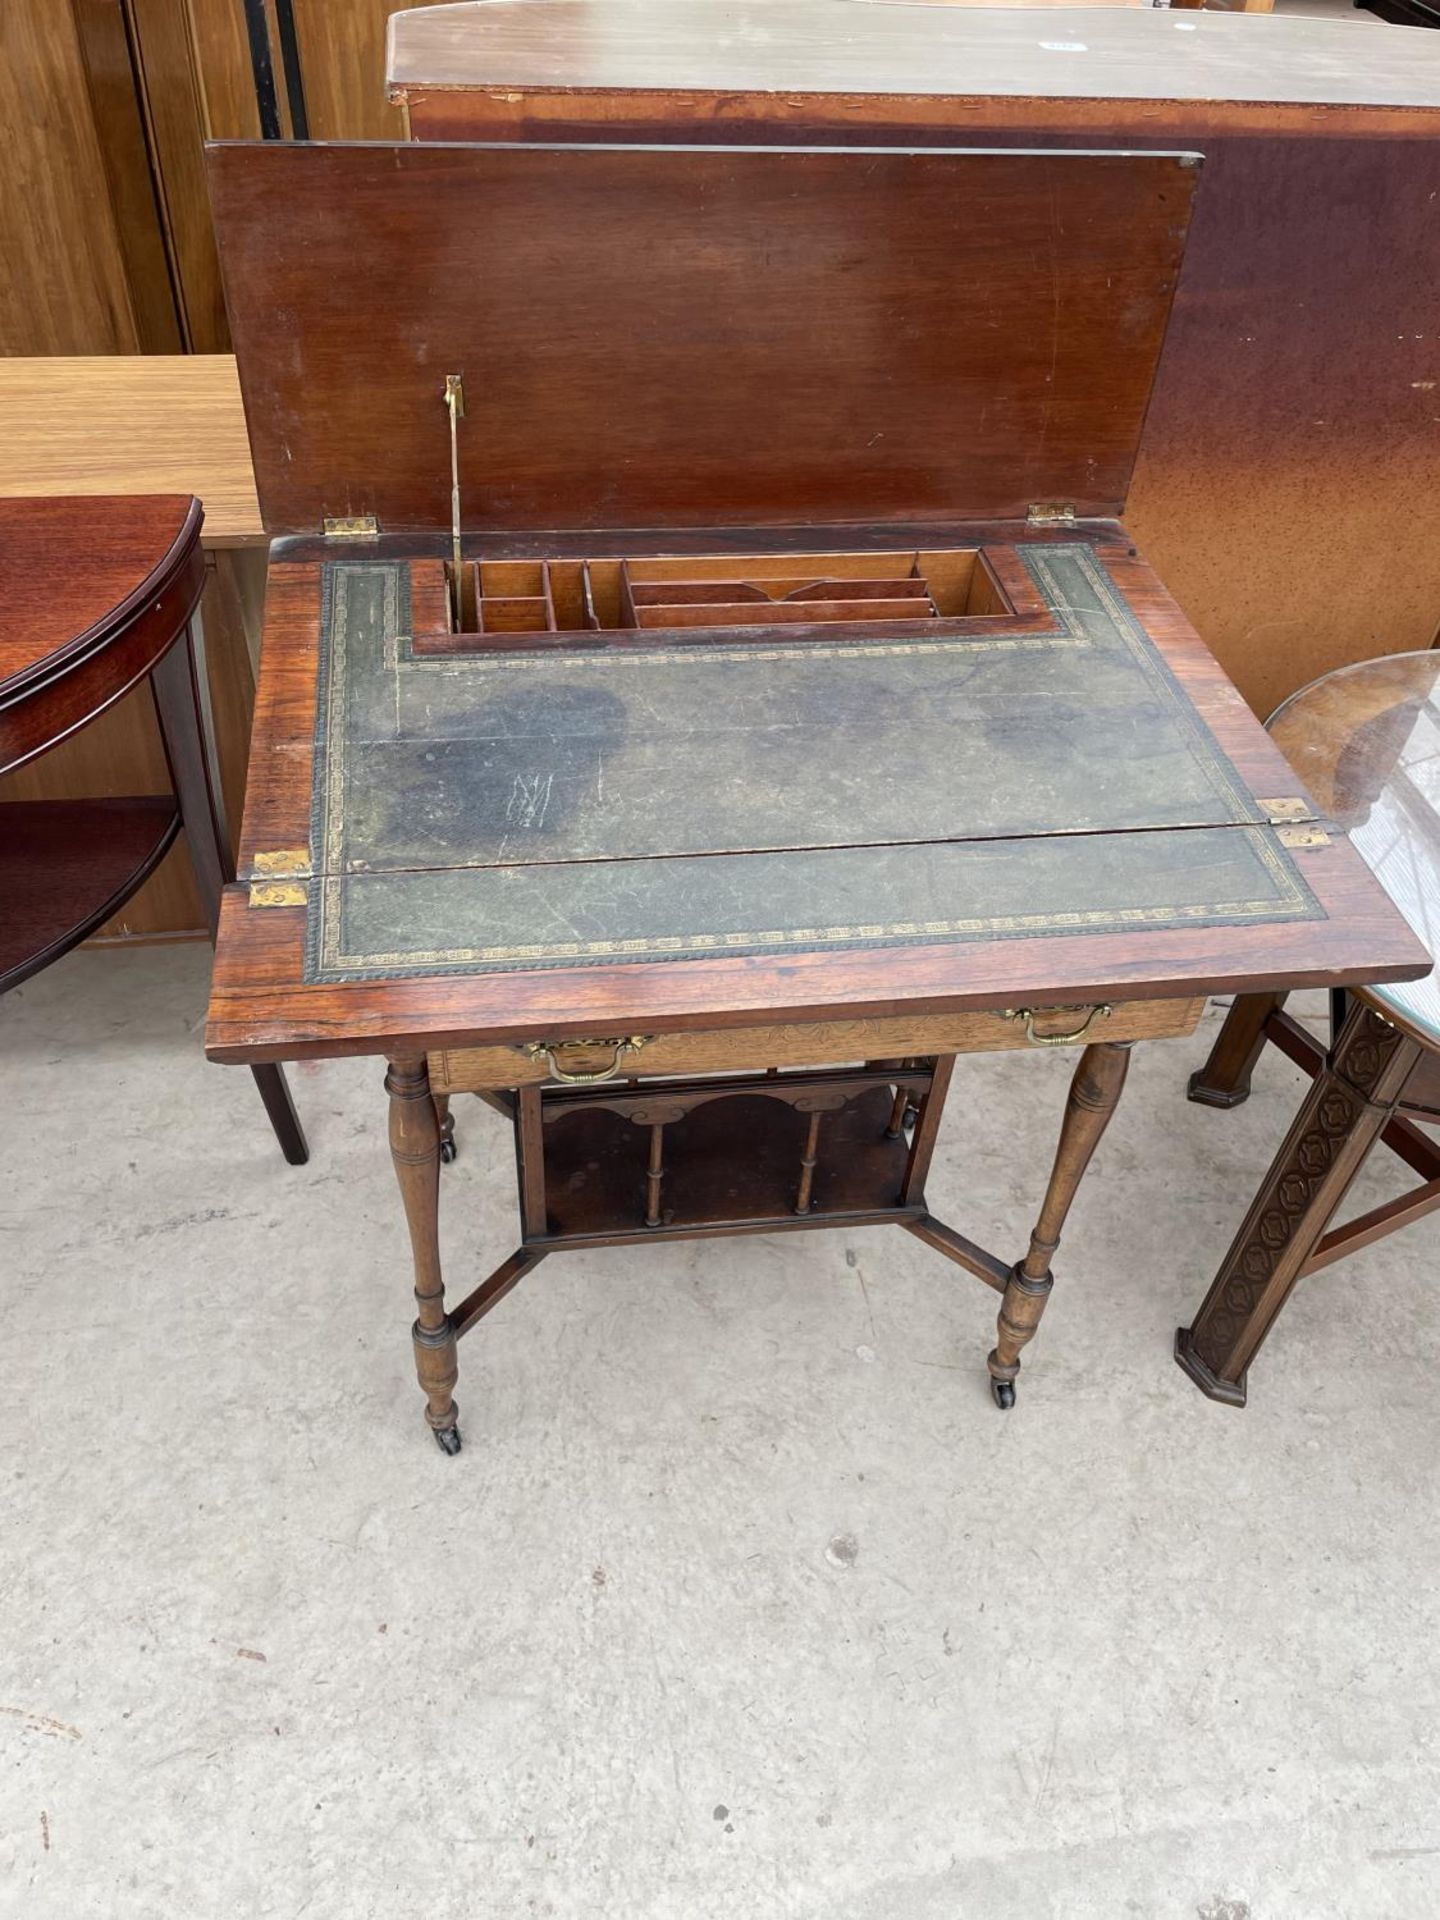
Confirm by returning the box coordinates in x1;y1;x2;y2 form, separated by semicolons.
1270;650;1440;1045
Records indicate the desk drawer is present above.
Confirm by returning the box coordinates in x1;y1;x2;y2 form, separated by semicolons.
428;997;1205;1092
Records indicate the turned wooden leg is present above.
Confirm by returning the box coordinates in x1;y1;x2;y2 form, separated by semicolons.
645;1123;666;1228
988;1041;1131;1408
1177;1001;1422;1407
433;1090;457;1164
795;1111;822;1214
387;1055;461;1453
1187;991;1288;1110
872;1058;918;1140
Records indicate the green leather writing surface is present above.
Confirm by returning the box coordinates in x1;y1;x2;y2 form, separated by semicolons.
318;827;1312;977
303;544;1319;980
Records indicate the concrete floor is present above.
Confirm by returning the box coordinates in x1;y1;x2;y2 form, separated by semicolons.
2;946;1439;1918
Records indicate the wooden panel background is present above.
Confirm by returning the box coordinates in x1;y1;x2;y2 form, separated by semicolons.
0;1;168;356
126;0;239;354
292;0;453;138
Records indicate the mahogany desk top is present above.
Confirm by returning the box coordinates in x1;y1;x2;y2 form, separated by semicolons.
205;523;1429;1066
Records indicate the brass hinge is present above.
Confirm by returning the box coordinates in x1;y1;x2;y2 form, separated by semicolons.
1026;502;1076;527
1259;796;1331;848
322;514;379;539
248;848;312;907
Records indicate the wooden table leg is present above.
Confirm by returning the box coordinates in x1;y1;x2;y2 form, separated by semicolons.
901;1055;955;1206
1187;991;1288;1109
150;621;308;1166
386;1054;461;1453
1177;1001;1422;1407
988;1041;1131;1408
433;1091;456;1164
645;1122;666;1227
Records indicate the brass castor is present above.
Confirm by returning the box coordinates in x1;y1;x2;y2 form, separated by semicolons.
439;1136;458;1165
991;1378;1016;1410
432;1424;463;1456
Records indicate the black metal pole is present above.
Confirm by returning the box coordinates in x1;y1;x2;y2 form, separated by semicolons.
241;0;283;140
273;0;311;140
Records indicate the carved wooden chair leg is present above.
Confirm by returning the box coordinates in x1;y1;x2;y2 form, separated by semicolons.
884;1085;909;1139
1188;991;1288;1110
433;1090;457;1163
1177;1001;1422;1406
989;1040;1132;1408
386;1055;461;1453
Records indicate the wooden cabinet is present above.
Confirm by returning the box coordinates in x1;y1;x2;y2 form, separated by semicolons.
0;1;177;357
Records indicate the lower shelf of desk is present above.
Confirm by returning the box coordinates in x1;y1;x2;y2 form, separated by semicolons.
537;1083;912;1243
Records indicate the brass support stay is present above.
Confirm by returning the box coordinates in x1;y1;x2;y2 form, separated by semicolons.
444;374;474;629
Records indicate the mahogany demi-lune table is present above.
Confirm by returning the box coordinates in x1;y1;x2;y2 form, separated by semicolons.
0;493;306;1163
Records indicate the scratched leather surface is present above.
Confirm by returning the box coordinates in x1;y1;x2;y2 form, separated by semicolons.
303;543;1320;980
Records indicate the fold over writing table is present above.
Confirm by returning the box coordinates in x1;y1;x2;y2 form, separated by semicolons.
201;139;1427;1450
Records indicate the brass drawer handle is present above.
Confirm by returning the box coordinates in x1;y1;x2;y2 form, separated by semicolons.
1002;1004;1113;1048
521;1035;651;1083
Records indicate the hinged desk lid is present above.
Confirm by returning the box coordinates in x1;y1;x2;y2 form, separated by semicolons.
208;140;1199;537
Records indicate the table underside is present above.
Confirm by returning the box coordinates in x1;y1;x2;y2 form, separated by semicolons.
300;540;1318;985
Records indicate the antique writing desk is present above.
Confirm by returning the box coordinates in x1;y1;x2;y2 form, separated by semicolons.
202;139;1427;1450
